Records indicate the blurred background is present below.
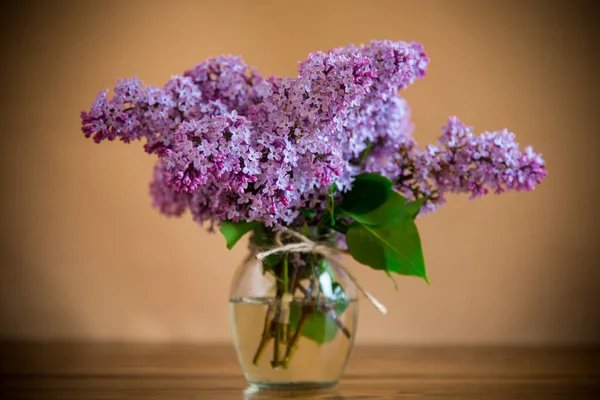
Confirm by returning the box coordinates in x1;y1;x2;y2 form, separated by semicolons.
0;0;598;345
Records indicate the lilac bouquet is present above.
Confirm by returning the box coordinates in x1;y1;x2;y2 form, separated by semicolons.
81;40;546;371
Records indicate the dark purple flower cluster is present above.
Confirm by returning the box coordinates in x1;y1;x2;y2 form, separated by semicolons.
81;40;546;228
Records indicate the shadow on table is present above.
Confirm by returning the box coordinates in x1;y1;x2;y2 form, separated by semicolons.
243;386;344;399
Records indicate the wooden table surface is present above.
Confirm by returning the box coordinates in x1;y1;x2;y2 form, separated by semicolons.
1;343;598;399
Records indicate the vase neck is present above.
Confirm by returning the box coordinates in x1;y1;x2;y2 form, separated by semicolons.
249;226;342;251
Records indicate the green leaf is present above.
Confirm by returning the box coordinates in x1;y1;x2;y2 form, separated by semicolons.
340;173;393;214
346;213;428;283
404;196;429;219
289;259;349;344
263;255;284;268
219;220;260;250
328;183;337;225
250;224;283;267
338;172;429;284
385;270;399;291
300;208;316;219
340;173;407;226
345;222;388;270
289;298;349;345
289;306;332;344
330;283;350;314
301;223;311;238
353;191;408;226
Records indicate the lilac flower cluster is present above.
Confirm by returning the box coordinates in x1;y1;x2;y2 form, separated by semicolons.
81;40;546;228
384;117;548;214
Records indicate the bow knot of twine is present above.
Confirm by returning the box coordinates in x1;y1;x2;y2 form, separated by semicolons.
255;229;387;315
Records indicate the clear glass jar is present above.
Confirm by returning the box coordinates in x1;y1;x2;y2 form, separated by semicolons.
229;231;358;390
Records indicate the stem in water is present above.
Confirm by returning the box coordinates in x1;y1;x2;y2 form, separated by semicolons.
252;303;274;366
280;256;290;344
282;303;314;369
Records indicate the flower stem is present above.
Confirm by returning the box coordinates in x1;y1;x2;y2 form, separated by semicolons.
271;319;282;368
279;256;290;344
359;141;373;165
330;223;348;234
282;303;314;369
252;303;274;366
283;256;289;294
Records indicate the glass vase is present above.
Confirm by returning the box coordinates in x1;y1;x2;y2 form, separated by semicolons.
228;231;358;390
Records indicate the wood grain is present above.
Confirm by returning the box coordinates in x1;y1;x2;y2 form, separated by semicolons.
1;343;598;399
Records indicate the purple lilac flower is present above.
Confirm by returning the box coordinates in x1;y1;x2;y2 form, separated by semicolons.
161;49;382;226
183;55;266;114
81;78;151;144
331;40;428;96
81;39;546;229
387;117;548;214
149;160;191;217
331;40;429;185
80;75;227;156
161;111;293;226
162;113;260;194
355;94;415;175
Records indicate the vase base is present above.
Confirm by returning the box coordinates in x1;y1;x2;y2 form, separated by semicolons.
249;380;338;390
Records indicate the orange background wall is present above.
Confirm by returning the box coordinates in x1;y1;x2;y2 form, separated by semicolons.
1;0;598;344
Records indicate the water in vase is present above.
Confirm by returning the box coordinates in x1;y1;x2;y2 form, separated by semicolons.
230;297;358;389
